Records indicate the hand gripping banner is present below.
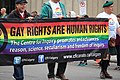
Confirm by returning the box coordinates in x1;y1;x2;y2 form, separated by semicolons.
0;18;108;66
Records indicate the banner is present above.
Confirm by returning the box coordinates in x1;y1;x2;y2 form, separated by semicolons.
0;18;108;66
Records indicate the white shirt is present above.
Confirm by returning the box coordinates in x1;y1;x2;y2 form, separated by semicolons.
96;12;119;40
20;12;24;18
49;0;63;18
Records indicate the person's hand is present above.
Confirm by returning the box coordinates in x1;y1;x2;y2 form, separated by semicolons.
58;16;64;19
27;17;34;20
26;17;34;22
76;15;80;19
109;38;115;47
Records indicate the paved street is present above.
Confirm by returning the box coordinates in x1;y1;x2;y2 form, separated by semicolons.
0;56;120;80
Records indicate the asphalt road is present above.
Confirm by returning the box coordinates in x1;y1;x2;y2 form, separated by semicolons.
0;60;120;80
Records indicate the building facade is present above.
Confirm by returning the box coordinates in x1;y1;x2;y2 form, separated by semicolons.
26;0;120;17
0;0;120;17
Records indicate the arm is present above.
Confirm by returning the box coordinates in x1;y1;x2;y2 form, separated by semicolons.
40;5;49;19
59;2;67;18
116;16;120;36
7;13;14;18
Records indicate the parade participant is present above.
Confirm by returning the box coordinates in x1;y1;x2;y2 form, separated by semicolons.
40;0;68;80
0;8;7;18
114;14;120;70
31;11;39;18
96;1;120;79
67;11;76;17
7;0;32;80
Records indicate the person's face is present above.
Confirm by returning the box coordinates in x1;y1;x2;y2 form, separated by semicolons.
108;5;113;13
105;5;113;14
0;9;4;14
16;3;27;12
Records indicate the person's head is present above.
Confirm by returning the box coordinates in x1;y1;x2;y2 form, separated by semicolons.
0;8;6;15
31;11;38;17
68;11;76;18
51;0;60;3
103;1;113;14
117;14;120;22
82;15;89;18
15;0;28;13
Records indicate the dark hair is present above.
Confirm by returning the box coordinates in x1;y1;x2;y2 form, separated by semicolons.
31;11;37;14
117;14;120;18
82;15;89;18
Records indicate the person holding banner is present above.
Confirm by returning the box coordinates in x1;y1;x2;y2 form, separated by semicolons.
7;0;32;80
96;1;120;79
40;0;68;80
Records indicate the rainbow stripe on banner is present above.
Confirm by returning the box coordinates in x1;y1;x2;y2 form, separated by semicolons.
0;22;108;54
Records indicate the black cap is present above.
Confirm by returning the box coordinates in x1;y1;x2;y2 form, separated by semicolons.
103;1;113;8
15;0;28;4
